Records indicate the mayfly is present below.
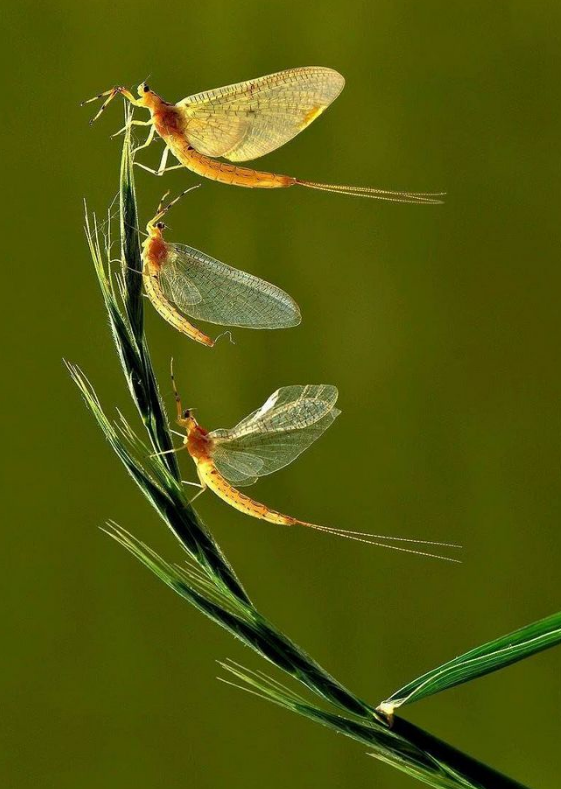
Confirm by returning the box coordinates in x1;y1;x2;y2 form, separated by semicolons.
83;67;443;205
142;189;301;347
163;374;460;561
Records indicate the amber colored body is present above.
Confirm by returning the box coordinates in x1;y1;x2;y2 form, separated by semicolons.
84;78;443;205
169;391;459;559
149;93;297;189
170;144;295;190
180;412;297;526
141;224;214;347
84;80;443;203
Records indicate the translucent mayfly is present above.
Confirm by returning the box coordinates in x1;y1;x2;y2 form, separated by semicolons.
83;67;443;204
163;374;460;561
142;189;301;347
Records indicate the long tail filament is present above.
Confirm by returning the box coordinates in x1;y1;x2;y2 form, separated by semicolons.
296;520;461;562
296;179;445;205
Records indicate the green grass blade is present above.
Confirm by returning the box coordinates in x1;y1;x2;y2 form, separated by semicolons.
219;661;529;789
118;104;179;478
70;108;544;789
104;522;378;719
119;104;144;336
67;363;251;602
104;522;531;788
378;610;561;715
69;364;377;720
77;109;250;604
117;104;177;473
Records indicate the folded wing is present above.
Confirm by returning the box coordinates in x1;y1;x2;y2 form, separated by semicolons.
210;385;340;484
177;67;345;162
158;243;301;329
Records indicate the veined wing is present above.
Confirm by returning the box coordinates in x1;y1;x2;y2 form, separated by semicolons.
210;385;340;484
208;447;261;488
177;67;345;162
159;243;301;329
222;384;339;436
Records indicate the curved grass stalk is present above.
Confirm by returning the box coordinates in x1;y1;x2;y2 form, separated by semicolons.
68;102;546;789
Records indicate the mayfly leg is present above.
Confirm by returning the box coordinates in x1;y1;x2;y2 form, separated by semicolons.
169;357;202;423
135;145;185;176
131;124;156;153
82;86;141;124
170;358;184;422
188;484;207;505
149;445;186;458
149;186;201;229
169;363;208;503
111;118;152;138
136;162;186;176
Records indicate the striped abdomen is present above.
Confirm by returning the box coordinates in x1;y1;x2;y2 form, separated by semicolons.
196;459;297;525
168;138;296;190
142;270;214;347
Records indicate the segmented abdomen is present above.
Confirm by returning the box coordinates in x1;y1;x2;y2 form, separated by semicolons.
197;460;296;525
142;271;214;347
170;141;296;189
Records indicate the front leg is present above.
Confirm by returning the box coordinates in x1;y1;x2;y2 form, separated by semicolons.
83;86;144;125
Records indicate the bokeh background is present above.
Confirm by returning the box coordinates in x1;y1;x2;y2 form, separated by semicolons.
2;1;560;787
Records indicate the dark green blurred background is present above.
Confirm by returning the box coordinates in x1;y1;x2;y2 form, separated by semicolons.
2;1;560;787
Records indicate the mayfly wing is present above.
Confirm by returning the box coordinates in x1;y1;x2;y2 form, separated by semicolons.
224;384;339;435
208;447;261;488
210;385;340;483
176;67;345;162
158;243;301;329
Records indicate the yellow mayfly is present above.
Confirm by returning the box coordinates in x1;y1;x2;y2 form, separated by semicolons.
142;190;301;347
163;372;460;561
84;67;443;204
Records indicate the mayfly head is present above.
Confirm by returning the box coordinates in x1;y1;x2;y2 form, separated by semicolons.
147;219;167;237
137;82;154;98
136;82;165;111
178;407;201;437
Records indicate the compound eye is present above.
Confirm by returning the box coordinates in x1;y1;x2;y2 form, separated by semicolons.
143;84;150;93
156;221;165;230
183;409;191;419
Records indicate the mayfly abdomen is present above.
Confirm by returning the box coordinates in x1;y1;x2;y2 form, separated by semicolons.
176;146;296;189
197;461;296;525
142;272;214;347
